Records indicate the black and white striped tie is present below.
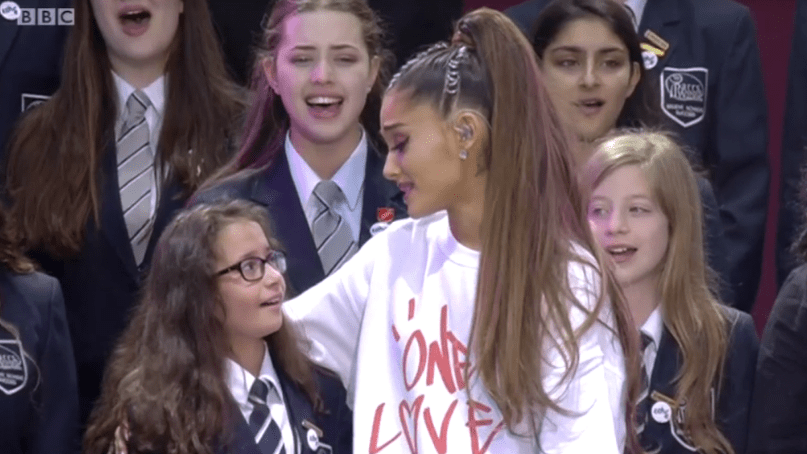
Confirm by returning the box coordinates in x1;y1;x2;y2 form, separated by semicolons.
116;90;155;265
248;378;286;454
636;332;654;434
310;180;357;275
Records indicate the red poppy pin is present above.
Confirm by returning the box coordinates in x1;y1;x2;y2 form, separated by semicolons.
377;207;395;223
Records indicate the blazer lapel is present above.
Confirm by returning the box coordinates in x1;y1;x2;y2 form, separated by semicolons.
639;0;682;67
359;147;406;245
250;153;325;295
649;327;680;399
99;141;139;279
223;401;264;454
141;177;185;267
275;359;317;454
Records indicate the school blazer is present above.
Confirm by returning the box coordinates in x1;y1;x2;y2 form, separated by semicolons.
748;264;807;454
0;0;72;182
31;141;187;424
775;0;807;288
506;0;769;312
637;307;758;454
222;362;352;454
192;145;407;296
0;271;79;454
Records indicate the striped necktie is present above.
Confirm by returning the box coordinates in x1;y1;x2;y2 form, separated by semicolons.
248;378;286;454
310;180;358;275
636;332;654;434
116;90;156;265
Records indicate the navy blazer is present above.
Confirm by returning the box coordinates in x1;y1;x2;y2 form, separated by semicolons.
193;145;407;296
0;0;71;179
506;0;769;312
638;307;758;454
32;142;187;425
0;271;79;454
775;0;807;288
222;362;351;454
748;264;807;454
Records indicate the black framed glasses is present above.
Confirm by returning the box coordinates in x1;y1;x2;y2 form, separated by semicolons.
215;250;287;282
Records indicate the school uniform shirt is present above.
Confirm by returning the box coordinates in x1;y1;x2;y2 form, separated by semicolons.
638;305;758;454
748;263;807;454
775;0;807;288
285;211;628;454
506;0;770;313
227;346;294;454
0;271;79;454
0;0;72;183
286;130;366;244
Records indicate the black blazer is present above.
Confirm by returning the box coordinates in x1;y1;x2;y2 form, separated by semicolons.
222;362;352;454
32;142;187;424
638;307;758;454
193;145;407;296
507;0;769;312
0;0;71;181
775;0;807;288
748;263;807;454
0;271;79;454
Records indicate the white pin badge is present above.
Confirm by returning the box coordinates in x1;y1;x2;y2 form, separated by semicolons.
642;50;659;70
1;1;20;21
651;401;672;424
306;428;320;451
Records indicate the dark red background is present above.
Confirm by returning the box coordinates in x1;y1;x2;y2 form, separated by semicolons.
464;0;797;332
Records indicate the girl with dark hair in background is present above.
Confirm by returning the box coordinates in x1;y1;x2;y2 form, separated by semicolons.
530;0;730;303
285;8;641;453
0;204;78;454
194;0;407;297
583;131;757;454
83;200;351;454
4;0;245;423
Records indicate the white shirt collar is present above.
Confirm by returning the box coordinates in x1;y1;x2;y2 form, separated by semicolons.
640;304;663;349
225;343;285;412
112;71;166;124
624;0;648;28
284;129;368;211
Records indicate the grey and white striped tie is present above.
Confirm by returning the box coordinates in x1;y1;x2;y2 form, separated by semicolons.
636;332;654;434
248;378;286;454
310;180;357;275
116;90;155;265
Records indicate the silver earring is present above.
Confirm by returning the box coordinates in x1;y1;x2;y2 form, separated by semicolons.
459;150;468;160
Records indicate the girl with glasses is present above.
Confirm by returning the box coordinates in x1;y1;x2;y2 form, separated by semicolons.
83;199;351;454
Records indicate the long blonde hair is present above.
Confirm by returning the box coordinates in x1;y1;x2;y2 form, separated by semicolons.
583;131;731;454
387;9;641;451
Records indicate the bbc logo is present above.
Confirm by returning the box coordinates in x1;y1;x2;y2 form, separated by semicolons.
17;8;74;26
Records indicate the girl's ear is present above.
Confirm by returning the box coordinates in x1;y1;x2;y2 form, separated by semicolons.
367;55;381;94
262;58;278;93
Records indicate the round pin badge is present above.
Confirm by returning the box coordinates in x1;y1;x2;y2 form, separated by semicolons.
651;401;672;424
1;1;21;21
642;50;659;70
306;428;320;451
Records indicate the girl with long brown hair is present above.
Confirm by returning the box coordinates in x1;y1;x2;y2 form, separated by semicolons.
583;131;758;454
284;8;641;453
0;204;78;454
193;0;406;297
83;199;351;454
4;0;244;423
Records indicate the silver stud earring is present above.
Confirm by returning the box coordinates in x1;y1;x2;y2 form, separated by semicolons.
459;150;468;160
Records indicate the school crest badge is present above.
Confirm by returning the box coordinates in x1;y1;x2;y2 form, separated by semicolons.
660;67;708;128
0;339;27;395
21;93;50;112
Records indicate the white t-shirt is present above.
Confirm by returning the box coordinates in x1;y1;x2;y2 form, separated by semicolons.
285;212;627;454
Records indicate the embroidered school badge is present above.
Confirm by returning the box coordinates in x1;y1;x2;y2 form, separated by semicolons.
660;67;708;128
21;93;50;112
0;339;27;395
